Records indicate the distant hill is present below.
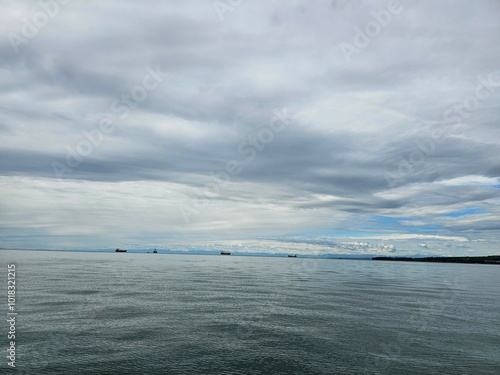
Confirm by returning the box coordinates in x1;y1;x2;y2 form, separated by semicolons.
372;255;500;264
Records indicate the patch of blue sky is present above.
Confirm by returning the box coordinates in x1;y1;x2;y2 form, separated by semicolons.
372;215;422;223
409;223;443;232
439;208;487;218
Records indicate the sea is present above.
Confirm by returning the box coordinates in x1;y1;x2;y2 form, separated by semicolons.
1;250;499;374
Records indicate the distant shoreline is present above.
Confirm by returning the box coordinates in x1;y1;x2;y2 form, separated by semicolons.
372;255;500;265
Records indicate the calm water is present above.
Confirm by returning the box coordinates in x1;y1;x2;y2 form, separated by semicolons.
1;250;499;374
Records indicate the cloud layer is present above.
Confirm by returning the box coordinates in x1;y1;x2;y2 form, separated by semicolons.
1;0;499;255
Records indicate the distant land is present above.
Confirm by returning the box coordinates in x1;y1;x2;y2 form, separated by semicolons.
372;255;500;265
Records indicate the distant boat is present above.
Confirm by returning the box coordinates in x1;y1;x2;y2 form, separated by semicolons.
220;251;231;255
153;248;158;254
115;248;127;253
288;254;297;258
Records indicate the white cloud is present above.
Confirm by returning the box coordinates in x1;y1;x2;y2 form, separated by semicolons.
437;175;500;187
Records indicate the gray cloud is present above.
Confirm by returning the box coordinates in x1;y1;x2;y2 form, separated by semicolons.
0;0;499;254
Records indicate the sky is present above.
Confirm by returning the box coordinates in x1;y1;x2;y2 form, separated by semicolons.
1;0;499;256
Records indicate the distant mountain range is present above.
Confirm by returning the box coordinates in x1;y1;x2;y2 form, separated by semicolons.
372;255;500;264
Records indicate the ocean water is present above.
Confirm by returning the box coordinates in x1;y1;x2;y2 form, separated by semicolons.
1;250;499;374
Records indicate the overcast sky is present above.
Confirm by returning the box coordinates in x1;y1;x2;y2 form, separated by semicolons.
1;0;499;255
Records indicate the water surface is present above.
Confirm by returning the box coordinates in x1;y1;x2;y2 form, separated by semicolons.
1;250;499;374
